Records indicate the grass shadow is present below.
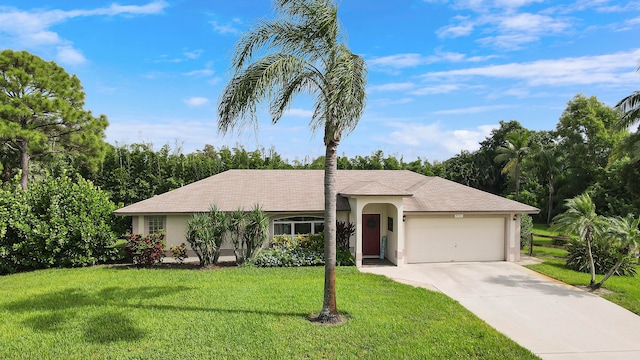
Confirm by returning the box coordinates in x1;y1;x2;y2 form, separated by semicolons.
6;283;310;344
84;311;146;343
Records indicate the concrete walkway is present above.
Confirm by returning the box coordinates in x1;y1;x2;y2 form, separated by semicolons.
360;261;640;360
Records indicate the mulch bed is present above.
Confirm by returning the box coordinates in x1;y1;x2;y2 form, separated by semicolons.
103;261;238;270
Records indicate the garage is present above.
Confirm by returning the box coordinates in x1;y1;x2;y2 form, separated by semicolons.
405;216;506;263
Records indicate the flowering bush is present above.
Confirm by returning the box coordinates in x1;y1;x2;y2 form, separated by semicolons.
170;243;188;264
125;233;166;266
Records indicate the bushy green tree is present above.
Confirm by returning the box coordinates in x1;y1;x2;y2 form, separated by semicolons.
555;94;624;200
0;173;118;274
0;50;109;190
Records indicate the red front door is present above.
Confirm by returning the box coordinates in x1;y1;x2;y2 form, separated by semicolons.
362;214;380;256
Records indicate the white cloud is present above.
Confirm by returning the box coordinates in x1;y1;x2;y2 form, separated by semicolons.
184;69;215;77
436;16;475;38
210;20;240;35
383;122;497;160
370;98;415;107
184;97;209;107
183;49;203;59
433;105;513;115
421;49;640;88
56;45;86;65
284;108;314;117
627;16;640;25
368;82;416;92
0;1;168;64
369;50;497;71
410;84;462;95
369;54;426;69
435;1;573;49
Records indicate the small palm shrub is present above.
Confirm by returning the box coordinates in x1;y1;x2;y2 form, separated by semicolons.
125;233;166;266
566;238;637;276
185;208;226;266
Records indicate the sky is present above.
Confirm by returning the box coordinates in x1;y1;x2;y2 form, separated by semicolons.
1;0;639;163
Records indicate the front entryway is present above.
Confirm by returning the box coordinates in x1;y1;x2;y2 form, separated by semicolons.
362;214;380;256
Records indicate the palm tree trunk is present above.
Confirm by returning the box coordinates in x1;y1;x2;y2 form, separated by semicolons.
318;137;339;322
592;257;625;290
585;229;597;288
546;177;554;226
514;162;521;201
18;139;29;190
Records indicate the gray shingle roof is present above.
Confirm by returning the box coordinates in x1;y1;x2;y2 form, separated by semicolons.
114;169;539;215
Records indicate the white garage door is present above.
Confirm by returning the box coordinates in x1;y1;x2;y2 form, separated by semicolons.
405;216;505;263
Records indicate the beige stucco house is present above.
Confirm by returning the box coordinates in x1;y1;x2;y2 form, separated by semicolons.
114;169;539;267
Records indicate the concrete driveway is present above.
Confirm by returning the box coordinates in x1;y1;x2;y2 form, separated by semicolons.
360;261;640;360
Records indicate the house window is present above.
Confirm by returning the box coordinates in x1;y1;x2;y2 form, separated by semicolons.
147;216;165;234
388;216;394;232
273;216;324;237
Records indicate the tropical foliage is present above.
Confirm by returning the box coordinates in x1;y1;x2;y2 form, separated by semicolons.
553;193;639;290
0;174;119;274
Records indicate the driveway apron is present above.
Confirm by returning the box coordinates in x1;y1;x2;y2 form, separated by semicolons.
360;262;640;360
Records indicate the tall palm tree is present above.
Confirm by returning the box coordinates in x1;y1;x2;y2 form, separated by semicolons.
531;143;562;225
217;0;366;323
552;193;604;289
614;67;640;161
495;131;530;201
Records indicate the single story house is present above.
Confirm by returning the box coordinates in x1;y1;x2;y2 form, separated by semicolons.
114;169;539;267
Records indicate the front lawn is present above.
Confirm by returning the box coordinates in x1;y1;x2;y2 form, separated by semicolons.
0;266;537;359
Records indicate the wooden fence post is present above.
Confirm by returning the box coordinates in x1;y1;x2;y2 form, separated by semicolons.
528;233;533;256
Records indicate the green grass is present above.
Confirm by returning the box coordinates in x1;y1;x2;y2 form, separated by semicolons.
0;266;537;360
526;260;640;315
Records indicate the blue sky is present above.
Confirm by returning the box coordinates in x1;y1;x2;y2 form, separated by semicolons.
1;0;639;162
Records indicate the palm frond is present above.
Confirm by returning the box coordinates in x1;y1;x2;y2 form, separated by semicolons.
615;90;640;130
218;53;308;134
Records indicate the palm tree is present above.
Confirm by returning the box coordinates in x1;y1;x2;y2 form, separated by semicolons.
217;0;366;323
494;131;530;201
552;193;604;289
614;67;640;161
593;214;640;289
531;143;562;225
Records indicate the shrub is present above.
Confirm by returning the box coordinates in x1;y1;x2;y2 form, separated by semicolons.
0;174;119;274
185;206;227;266
248;248;354;267
566;238;637;276
125;233;166;266
298;233;324;252
170;243;188;264
243;205;269;260
336;221;355;251
520;214;533;249
270;235;298;249
259;232;355;267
